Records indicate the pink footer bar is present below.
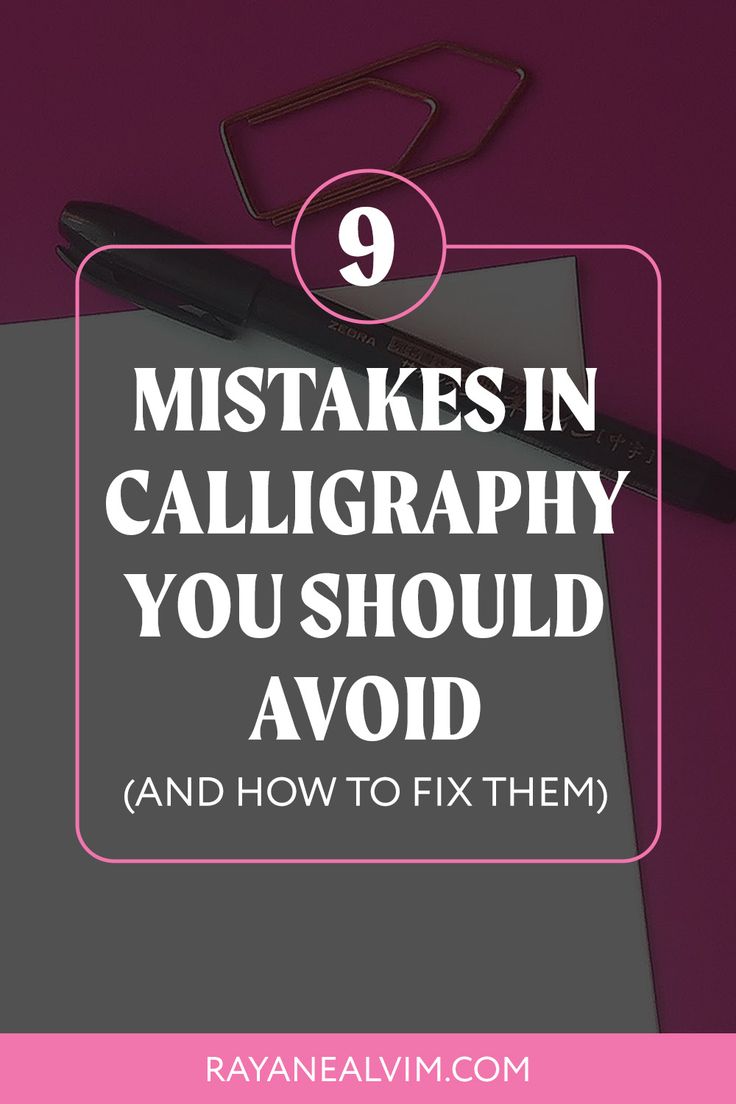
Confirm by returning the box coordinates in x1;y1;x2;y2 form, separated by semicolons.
1;1034;733;1102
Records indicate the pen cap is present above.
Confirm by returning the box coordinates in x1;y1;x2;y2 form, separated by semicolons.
59;202;268;327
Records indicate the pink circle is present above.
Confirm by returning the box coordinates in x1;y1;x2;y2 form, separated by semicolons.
290;168;447;325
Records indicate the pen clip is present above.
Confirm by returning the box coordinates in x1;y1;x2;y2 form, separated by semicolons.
56;244;239;340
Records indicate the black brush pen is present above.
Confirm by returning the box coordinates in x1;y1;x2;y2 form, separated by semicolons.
57;202;736;522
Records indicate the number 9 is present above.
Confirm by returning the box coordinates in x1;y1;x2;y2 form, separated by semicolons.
338;206;395;287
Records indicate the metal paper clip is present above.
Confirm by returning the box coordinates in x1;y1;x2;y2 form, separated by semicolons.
220;41;528;225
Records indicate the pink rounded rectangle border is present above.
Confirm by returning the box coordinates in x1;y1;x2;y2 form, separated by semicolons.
75;242;662;864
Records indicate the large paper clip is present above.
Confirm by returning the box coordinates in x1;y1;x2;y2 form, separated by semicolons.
220;41;528;225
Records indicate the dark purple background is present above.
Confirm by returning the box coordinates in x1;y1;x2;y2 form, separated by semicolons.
5;2;735;1030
